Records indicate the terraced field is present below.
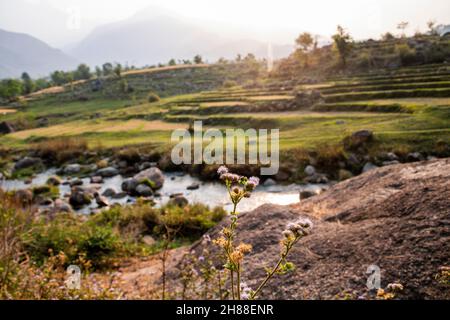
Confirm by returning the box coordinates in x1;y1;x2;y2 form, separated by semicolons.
0;62;449;155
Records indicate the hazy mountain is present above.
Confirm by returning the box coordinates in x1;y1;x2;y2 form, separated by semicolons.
70;11;294;67
0;28;78;79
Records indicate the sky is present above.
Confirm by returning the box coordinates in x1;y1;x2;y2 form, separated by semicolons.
1;0;449;47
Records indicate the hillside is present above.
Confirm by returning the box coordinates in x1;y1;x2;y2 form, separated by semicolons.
0;28;78;78
169;159;450;299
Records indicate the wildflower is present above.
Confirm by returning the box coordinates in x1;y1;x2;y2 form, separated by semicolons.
198;256;205;262
236;243;252;254
240;282;252;300
230;250;244;264
282;230;294;238
213;237;227;248
217;166;229;175
220;173;240;183
246;176;260;191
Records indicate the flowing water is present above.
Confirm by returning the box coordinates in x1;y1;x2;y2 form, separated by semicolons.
0;169;327;213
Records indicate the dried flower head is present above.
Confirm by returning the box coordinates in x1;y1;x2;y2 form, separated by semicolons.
217;166;229;175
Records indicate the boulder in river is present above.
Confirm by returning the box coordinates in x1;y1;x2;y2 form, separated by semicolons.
96;167;119;178
168;195;189;207
14;157;43;170
187;183;200;190
134;167;164;190
54;199;72;213
64;164;81;174
94;192;110;208
102;188;117;197
136;184;154;197
304;165;316;176
122;178;139;195
69;187;92;208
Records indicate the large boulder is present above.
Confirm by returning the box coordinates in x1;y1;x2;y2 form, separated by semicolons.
64;164;81;174
0;121;14;134
122;178;139;195
181;159;450;299
14;157;43;170
69;187;92;208
133;167;165;190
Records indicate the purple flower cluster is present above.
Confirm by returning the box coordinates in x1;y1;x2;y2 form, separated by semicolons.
284;218;313;238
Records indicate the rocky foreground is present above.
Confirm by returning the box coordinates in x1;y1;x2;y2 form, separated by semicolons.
176;159;450;299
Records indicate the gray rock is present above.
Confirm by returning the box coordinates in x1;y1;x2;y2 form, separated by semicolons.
386;152;399;161
362;162;379;173
69;188;92;208
14;157;42;170
69;179;83;187
263;178;277;187
139;162;153;171
304;165;316;176
304;173;329;184
102;188;117;197
112;192;127;199
134;167;165;189
187;183;200;190
407;152;424;162
54;199;72;213
96;166;119;177
64;164;81;174
338;169;353;181
122;178;139;194
90;176;103;184
136;184;154;197
382;160;400;166
168;195;189;207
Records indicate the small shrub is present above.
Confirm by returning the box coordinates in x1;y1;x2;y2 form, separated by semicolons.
36;138;88;164
148;92;160;103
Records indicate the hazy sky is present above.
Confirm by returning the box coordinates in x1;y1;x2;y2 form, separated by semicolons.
1;0;449;47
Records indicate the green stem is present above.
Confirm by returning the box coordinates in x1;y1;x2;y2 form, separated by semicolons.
237;263;241;300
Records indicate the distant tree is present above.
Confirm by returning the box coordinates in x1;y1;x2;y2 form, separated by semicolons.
74;64;91;80
295;32;314;67
193;54;203;64
427;20;438;35
332;25;353;68
34;78;50;91
0;79;23;100
168;59;176;66
21;72;35;94
381;32;396;41
95;66;102;78
114;63;122;78
50;70;67;86
236;54;242;62
119;79;128;93
102;63;114;76
147;92;160;103
397;21;409;37
182;59;192;65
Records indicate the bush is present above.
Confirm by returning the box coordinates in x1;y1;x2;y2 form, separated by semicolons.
148;92;160;103
223;80;238;88
395;44;417;66
36;137;88;164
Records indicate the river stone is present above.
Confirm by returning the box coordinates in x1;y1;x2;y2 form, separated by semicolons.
102;188;117;197
69;188;92;208
14;157;43;170
64;164;81;174
122;178;139;194
300;190;317;200
90;176;103;184
304;165;316;176
136;184;153;197
69;179;83;187
407;152;424;162
96;166;119;178
112;192;127;199
94;193;110;208
54;199;72;213
169;195;188;207
362;162;379;173
263;178;277;187
46;176;62;186
187;183;200;190
133;167;164;190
